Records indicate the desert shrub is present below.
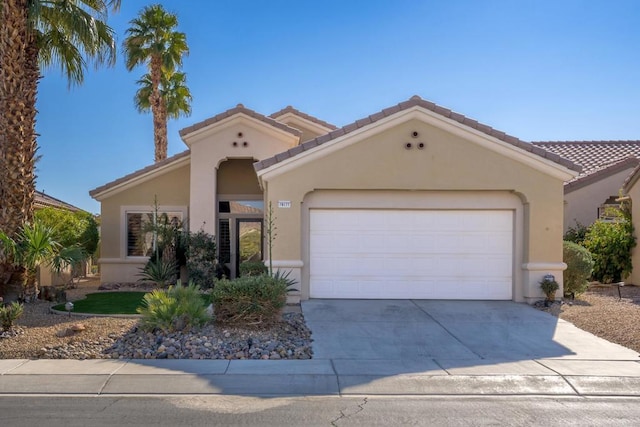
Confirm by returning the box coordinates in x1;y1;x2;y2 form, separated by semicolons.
137;281;209;332
137;258;178;287
564;221;589;246
186;230;218;288
539;277;559;301
210;273;294;324
239;261;267;277
0;301;24;331
563;241;594;296
583;208;636;283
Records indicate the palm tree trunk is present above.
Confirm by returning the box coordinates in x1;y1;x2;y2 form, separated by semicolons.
150;58;168;162
0;0;34;238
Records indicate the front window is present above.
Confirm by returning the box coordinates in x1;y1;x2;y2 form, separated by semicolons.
126;211;183;257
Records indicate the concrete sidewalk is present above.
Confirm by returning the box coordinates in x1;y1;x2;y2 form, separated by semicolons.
2;358;640;397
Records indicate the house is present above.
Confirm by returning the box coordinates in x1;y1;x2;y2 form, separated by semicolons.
35;190;83;212
90;96;580;303
532;141;640;232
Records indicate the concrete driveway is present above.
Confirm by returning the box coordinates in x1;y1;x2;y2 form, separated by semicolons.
301;300;639;372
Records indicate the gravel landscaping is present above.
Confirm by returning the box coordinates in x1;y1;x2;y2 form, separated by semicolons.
2;279;640;360
536;284;640;353
0;278;313;360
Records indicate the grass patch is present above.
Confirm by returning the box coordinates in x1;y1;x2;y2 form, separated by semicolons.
53;292;147;315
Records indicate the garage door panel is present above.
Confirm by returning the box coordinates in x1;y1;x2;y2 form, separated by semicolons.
310;209;513;300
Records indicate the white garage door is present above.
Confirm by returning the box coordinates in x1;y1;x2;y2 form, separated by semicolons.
309;209;513;299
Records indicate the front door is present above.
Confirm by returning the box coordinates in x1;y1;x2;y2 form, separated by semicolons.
218;217;263;279
236;219;263;277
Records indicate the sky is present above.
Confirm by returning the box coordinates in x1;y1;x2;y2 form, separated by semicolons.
35;0;640;214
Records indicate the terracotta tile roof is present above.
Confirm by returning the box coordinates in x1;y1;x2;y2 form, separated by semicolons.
532;140;640;175
269;105;338;131
255;95;581;172
563;156;639;193
179;104;302;138
89;150;190;198
35;191;84;212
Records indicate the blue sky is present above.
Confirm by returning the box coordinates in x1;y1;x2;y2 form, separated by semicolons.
35;0;640;213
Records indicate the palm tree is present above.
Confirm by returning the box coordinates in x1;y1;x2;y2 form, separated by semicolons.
0;0;119;301
123;4;190;163
0;0;119;239
134;71;192;122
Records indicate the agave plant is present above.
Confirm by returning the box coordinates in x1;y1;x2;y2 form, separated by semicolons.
137;258;178;287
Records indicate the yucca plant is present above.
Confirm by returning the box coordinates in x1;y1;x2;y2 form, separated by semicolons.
0;301;24;331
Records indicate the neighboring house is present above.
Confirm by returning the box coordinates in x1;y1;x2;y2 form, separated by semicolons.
90;96;580;303
532;141;640;232
35;190;83;212
622;168;640;286
34;190;86;286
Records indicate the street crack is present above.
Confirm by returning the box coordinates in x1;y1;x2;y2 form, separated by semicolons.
330;397;369;426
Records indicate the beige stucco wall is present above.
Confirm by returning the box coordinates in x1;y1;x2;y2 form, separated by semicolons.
217;159;262;195
627;183;640;286
98;164;190;282
564;168;634;232
262;118;567;303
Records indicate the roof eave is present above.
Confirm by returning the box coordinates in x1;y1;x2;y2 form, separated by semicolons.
257;105;579;183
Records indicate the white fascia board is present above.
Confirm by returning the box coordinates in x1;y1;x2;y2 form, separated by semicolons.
181;114;300;148
91;156;190;201
257;106;579;183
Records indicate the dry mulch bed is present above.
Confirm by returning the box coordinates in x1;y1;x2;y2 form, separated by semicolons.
538;284;640;353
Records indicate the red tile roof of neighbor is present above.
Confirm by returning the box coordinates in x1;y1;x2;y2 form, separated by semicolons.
255;95;582;172
35;190;84;212
532;141;640;179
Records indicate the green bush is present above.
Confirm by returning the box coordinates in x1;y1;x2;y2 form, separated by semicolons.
563;241;594;296
539;277;559;301
137;281;210;332
0;302;24;331
564;221;588;246
210;274;293;324
239;261;267;277
583;212;636;283
186;230;218;288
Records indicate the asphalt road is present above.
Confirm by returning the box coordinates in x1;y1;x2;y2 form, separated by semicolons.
1;395;639;426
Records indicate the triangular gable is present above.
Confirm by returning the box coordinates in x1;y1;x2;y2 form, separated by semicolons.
269;105;337;136
179;103;302;146
255;95;581;181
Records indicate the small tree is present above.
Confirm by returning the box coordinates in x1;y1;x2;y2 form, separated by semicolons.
583;203;636;283
186;230;217;289
563;241;594;296
564;221;589;246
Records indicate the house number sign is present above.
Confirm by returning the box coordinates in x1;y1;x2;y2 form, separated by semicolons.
278;200;291;208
